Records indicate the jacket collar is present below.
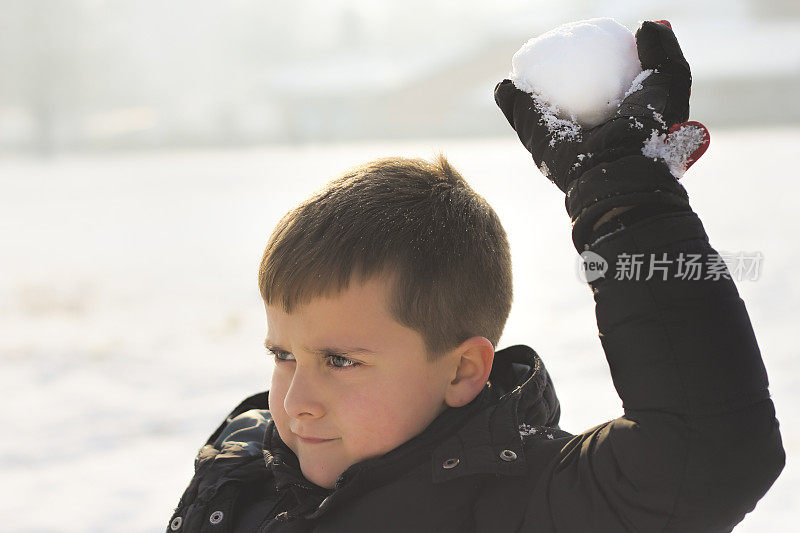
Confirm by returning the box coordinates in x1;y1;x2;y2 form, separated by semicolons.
264;344;560;520
432;344;560;484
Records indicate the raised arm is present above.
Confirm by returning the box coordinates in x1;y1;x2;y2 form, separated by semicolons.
494;21;784;532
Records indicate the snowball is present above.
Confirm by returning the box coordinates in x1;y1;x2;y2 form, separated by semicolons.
510;18;643;129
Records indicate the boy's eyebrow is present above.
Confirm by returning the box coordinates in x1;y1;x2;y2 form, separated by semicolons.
263;337;375;356
307;346;377;356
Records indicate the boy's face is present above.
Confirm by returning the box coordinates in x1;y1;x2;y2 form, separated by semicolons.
265;275;455;489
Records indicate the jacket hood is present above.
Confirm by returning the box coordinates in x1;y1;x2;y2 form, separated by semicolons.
483;344;561;429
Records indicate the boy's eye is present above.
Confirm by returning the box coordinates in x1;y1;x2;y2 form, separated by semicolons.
268;348;359;370
326;354;359;369
269;349;294;362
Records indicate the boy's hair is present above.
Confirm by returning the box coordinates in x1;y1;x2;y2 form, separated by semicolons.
258;154;512;357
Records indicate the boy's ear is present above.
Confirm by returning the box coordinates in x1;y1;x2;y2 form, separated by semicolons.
444;336;495;408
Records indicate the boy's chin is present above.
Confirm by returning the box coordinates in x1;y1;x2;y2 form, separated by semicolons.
299;463;340;490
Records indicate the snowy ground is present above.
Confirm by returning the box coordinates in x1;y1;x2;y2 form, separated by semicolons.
1;129;797;532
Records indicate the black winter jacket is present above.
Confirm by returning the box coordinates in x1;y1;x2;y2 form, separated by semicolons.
168;209;784;532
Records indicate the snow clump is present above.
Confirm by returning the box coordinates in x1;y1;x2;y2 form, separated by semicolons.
510;18;643;129
642;124;707;178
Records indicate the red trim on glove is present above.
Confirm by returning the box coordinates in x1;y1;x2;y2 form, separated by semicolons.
669;121;710;172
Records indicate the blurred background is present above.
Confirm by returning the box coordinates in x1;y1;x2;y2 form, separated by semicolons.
1;0;797;531
2;0;800;152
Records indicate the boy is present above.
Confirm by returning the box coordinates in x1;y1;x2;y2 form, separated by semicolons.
168;21;783;532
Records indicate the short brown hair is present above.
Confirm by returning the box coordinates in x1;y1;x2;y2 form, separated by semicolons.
258;154;512;357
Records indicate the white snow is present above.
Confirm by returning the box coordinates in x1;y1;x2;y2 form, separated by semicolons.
1;129;797;531
538;161;552;181
534;95;584;147
642;123;708;178
621;69;653;100
510;18;643;129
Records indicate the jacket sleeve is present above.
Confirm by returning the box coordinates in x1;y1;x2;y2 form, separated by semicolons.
522;208;785;532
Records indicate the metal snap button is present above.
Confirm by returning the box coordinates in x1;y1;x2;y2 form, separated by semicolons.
209;510;224;524
170;516;183;530
500;449;518;462
442;457;460;469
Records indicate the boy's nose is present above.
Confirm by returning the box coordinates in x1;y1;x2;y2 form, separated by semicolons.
283;369;326;420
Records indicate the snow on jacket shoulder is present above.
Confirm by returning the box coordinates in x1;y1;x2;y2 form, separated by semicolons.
168;210;784;533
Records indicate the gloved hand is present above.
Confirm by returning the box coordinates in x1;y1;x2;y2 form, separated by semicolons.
495;20;710;249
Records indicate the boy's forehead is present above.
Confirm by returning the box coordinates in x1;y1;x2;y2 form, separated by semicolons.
262;275;429;356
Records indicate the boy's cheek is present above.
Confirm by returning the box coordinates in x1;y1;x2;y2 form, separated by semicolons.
268;398;298;453
269;364;292;401
268;377;290;429
346;398;431;453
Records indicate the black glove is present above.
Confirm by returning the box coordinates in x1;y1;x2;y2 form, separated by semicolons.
495;20;709;249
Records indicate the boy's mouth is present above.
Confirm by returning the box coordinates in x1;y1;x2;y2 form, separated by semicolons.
295;433;339;444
